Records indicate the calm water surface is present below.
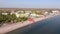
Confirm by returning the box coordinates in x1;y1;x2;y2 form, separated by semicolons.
6;15;60;34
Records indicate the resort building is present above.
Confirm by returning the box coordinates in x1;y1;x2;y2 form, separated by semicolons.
52;10;59;14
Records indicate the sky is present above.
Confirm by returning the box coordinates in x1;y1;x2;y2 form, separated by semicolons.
0;0;60;8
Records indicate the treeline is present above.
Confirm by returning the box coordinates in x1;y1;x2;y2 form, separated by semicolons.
0;10;53;25
0;13;28;24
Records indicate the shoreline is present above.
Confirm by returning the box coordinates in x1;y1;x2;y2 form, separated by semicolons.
0;14;60;34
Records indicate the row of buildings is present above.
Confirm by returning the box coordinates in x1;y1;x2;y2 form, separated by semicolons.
1;10;60;18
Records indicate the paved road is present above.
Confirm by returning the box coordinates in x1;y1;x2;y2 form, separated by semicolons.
6;15;60;34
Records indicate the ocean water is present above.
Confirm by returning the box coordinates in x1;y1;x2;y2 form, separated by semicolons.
6;15;60;34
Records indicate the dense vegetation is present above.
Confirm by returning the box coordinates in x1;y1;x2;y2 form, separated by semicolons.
0;13;28;25
0;10;53;26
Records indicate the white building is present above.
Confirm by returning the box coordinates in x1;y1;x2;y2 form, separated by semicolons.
44;11;49;15
2;13;8;15
18;11;24;14
10;11;20;18
52;10;59;14
30;14;37;18
15;13;20;18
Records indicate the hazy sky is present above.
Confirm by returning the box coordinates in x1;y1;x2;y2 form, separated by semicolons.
0;0;60;8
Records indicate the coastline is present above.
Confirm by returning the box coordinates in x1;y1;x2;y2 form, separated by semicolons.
0;14;60;34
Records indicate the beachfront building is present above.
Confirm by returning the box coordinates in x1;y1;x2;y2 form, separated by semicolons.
29;13;44;18
29;14;37;18
11;10;31;18
2;13;8;15
44;11;49;15
10;11;20;18
52;10;60;14
19;11;24;14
